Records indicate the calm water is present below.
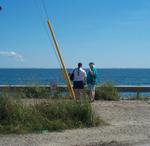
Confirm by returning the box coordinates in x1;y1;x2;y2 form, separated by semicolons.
0;68;150;85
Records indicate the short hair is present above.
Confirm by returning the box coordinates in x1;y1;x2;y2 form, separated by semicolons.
89;62;94;66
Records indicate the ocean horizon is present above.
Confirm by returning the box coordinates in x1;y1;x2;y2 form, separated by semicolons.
1;68;150;86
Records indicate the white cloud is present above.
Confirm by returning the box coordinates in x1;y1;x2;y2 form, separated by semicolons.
0;51;24;62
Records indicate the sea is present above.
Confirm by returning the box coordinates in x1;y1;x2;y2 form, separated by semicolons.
1;68;150;97
0;68;150;86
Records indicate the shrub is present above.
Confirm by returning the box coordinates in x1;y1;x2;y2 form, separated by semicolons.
95;82;120;101
0;97;105;133
22;86;65;99
0;97;55;133
35;100;101;128
129;94;150;101
23;87;50;98
0;87;10;98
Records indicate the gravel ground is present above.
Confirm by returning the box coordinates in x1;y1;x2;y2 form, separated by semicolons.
0;100;150;146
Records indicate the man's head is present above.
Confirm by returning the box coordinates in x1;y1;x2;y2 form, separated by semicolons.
78;62;82;68
89;62;94;69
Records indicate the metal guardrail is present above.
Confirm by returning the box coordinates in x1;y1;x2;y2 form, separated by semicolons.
113;85;150;92
1;85;150;94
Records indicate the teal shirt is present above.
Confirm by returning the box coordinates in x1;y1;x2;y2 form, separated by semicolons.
87;67;97;85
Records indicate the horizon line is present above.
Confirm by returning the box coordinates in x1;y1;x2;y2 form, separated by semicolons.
1;67;150;69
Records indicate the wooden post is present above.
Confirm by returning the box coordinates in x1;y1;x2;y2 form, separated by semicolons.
47;19;75;99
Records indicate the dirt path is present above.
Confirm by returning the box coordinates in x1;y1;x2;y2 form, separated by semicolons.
0;101;150;146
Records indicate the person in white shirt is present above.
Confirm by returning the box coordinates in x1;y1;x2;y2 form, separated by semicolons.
71;63;87;98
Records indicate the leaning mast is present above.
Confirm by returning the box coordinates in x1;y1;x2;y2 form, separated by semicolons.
47;20;75;99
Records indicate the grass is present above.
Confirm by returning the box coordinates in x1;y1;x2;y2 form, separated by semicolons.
0;83;120;101
23;87;50;98
0;86;66;99
128;94;150;101
95;82;120;101
0;97;105;134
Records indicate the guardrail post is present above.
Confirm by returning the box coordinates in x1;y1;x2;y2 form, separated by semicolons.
137;91;140;99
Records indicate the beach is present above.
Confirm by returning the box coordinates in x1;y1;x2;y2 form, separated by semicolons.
1;0;150;145
0;100;149;146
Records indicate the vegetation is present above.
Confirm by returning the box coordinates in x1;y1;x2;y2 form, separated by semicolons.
128;94;150;101
0;97;105;134
23;87;50;98
0;86;66;99
0;83;120;134
95;82;120;101
0;82;120;101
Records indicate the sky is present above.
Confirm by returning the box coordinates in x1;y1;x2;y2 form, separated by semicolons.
0;0;150;68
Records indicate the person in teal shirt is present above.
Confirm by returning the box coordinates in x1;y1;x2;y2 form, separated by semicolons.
87;62;97;102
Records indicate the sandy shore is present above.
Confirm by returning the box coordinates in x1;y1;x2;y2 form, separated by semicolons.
0;100;150;146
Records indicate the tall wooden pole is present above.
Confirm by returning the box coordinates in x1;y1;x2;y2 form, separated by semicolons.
47;19;75;99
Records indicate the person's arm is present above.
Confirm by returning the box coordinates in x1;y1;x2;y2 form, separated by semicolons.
89;68;94;76
84;71;87;81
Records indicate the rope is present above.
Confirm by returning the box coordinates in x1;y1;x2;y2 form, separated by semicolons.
33;0;70;90
39;0;68;79
38;0;73;96
33;0;63;71
40;0;49;20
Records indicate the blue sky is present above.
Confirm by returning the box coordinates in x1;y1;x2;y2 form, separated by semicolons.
0;0;150;68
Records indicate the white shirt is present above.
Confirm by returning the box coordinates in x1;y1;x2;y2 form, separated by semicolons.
73;68;87;81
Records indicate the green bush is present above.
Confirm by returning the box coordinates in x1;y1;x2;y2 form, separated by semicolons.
0;97;46;133
0;88;10;98
21;86;65;99
35;100;100;128
0;86;51;99
95;82;120;101
23;87;50;98
0;97;105;133
129;94;150;101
